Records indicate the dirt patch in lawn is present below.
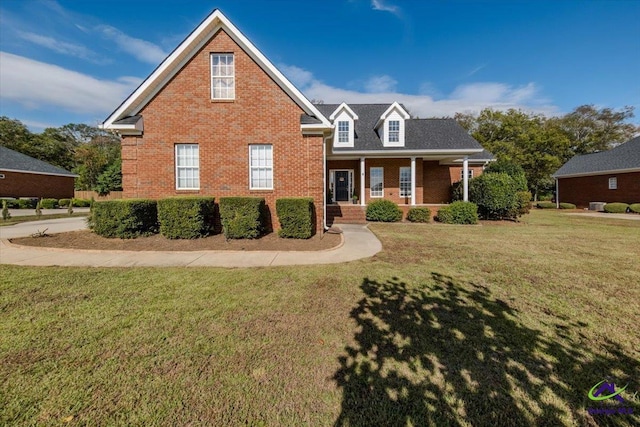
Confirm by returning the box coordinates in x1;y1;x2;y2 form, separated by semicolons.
10;230;342;252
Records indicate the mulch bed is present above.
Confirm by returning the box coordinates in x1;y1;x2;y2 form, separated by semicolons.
10;230;342;252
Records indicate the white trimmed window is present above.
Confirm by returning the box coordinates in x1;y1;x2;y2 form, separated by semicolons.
609;177;617;190
388;120;400;143
249;144;273;190
175;144;199;190
460;169;474;181
400;167;411;197
370;167;384;198
211;53;235;99
338;121;349;143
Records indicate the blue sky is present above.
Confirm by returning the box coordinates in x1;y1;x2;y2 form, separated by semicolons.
1;0;639;131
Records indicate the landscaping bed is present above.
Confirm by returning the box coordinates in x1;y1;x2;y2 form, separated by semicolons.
10;229;341;251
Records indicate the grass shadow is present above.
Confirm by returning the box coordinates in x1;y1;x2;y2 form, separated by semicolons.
333;275;639;426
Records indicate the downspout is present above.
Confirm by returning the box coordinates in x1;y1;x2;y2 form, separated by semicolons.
555;178;559;209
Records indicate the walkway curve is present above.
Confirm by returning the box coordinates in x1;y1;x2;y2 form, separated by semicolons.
0;218;382;267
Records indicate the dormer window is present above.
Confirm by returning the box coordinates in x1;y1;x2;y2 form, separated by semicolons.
338;121;350;143
388;120;400;143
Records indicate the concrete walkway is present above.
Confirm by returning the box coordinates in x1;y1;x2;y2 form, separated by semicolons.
565;212;640;221
6;207;91;217
0;218;382;267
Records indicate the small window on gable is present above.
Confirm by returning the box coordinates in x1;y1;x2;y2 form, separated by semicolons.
388;120;400;143
338;121;350;143
211;53;235;100
609;177;617;190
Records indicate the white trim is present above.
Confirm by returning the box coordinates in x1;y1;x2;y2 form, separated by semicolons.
410;157;416;206
463;157;469;202
360;157;365;206
608;176;618;190
329;103;359;121
330;148;484;158
553;168;640;179
249;144;274;190
399;166;411;198
375;102;410;128
175;143;200;190
210;53;235;100
0;168;77;178
370;166;384;198
102;9;331;130
323;136;328;229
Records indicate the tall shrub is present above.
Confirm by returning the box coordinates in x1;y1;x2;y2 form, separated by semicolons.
157;197;216;239
469;172;519;220
276;198;315;239
92;199;158;238
219;197;265;239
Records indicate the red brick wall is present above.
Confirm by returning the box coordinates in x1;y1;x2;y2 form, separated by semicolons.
0;171;74;199
558;172;640;207
422;162;484;204
363;158;423;205
122;29;324;232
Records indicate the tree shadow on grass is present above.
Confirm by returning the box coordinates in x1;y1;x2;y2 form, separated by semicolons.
333;274;639;426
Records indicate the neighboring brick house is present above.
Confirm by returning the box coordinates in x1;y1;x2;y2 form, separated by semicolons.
102;9;491;231
0;146;76;199
553;136;640;208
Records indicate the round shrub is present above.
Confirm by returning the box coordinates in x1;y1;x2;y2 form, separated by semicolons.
40;198;59;209
516;191;532;216
436;201;478;224
17;198;36;209
58;198;71;207
484;160;528;191
468;172;519;220
73;199;91;207
407;207;431;223
604;203;629;213
366;200;402;222
629;203;640;214
536;202;556;209
559;202;576;209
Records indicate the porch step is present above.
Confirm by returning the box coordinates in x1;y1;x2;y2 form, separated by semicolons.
327;205;367;225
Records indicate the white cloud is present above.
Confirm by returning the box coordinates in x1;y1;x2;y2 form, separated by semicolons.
364;75;398;93
278;64;314;88
281;64;557;117
0;52;141;115
17;31;108;64
97;25;167;64
371;0;400;15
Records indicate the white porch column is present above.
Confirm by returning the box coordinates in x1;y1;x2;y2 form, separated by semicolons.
410;156;416;206
463;156;469;202
360;157;366;206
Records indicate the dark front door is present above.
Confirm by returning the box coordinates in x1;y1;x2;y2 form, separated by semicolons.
335;171;350;201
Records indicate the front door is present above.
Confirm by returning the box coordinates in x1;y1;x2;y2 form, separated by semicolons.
335;171;350;201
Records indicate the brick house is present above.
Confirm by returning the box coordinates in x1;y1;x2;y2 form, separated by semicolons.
553;136;640;208
0;146;76;200
102;9;491;232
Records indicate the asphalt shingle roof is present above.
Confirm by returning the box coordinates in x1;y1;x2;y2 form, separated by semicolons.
0;146;76;177
314;103;485;152
553;136;640;177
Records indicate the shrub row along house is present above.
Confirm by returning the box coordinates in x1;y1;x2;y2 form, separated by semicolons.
553;136;640;208
101;9;492;233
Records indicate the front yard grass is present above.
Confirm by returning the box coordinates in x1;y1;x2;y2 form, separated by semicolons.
1;210;638;426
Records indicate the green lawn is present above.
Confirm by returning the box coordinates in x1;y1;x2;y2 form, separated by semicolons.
1;210;638;426
0;212;88;226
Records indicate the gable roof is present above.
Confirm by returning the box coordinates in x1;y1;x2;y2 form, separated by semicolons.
315;103;484;154
102;9;330;132
0;146;77;177
553;136;640;178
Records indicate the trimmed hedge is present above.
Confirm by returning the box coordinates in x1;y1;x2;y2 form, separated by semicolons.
436;201;478;224
276;198;315;239
58;198;71;207
17;199;36;209
559;202;576;209
629;203;640;214
91;199;158;238
73;198;91;207
219;197;265;239
407;207;431;223
40;198;58;209
604;203;629;213
536;202;557;209
366;199;402;222
158;197;215;239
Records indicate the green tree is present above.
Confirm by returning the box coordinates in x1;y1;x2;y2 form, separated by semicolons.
94;158;123;196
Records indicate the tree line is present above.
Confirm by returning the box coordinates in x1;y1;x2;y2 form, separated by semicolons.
0;117;122;195
454;105;639;200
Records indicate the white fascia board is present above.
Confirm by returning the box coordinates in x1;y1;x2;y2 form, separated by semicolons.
329;103;359;121
331;148;484;157
109;117;144;135
102;9;331;129
0;168;78;178
375;101;410;129
552;167;640;179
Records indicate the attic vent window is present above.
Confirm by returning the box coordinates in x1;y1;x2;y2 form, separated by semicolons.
389;120;400;142
211;53;235;100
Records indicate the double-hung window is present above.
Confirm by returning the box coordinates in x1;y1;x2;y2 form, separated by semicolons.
175;144;199;190
400;167;411;197
388;120;400;143
370;167;384;198
211;53;235;100
249;144;273;190
460;169;474;181
609;177;617;190
338;121;350;143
